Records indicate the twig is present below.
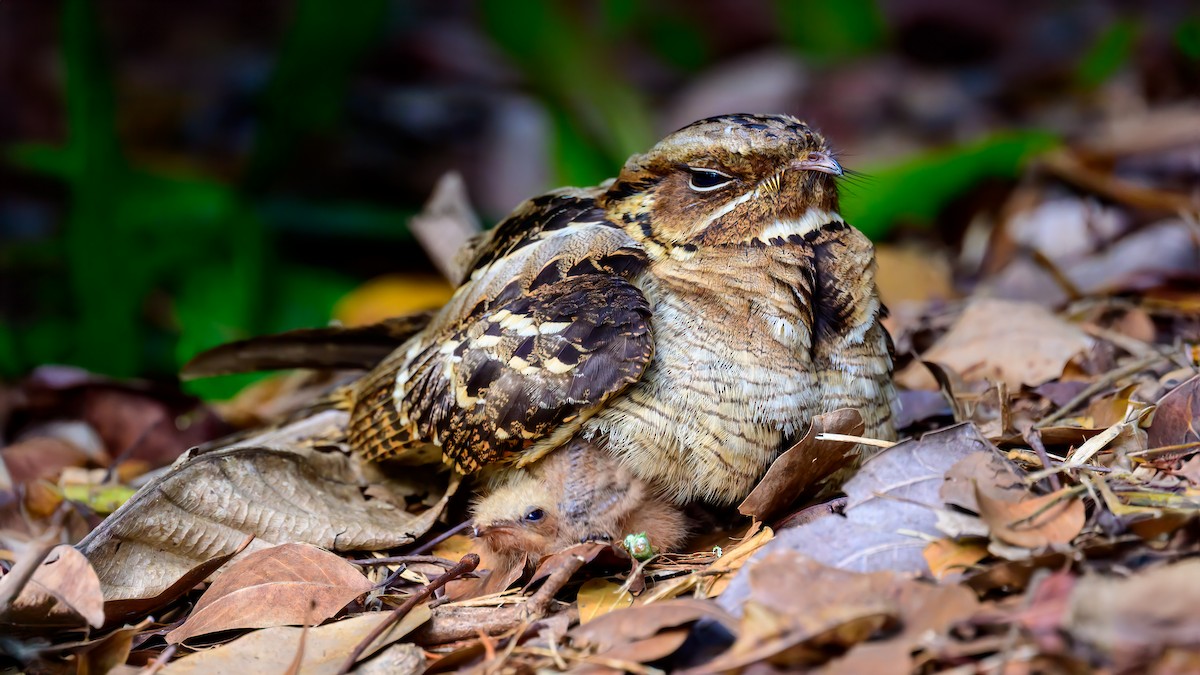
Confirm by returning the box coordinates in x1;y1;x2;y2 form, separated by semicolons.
350;555;459;568
136;644;176;675
813;433;897;449
1035;351;1167;428
1023;428;1061;491
336;553;479;675
407;520;472;556
524;552;589;619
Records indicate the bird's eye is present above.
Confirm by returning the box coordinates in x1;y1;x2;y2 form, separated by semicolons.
524;507;546;523
686;167;734;192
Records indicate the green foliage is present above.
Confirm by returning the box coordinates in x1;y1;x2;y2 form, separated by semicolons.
841;132;1059;238
1176;16;1200;61
1076;20;1139;89
775;0;886;60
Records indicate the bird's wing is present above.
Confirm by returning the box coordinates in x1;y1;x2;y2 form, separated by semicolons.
350;191;654;472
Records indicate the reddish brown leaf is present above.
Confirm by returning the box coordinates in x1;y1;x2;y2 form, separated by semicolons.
739;409;864;522
0;545;104;629
1;437;94;486
571;597;735;653
166;543;373;644
975;487;1086;549
1147;373;1200;449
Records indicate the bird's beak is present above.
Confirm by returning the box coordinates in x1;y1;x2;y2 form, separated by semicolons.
793;151;843;176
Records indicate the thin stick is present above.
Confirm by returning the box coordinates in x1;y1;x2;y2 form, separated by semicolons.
1036;352;1167;428
137;644;177;675
1023;428;1061;491
350;555;458;568
813;433;897;449
408;520;472;556
335;553;479;675
0;507;67;610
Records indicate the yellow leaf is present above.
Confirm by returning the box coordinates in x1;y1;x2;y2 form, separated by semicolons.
577;578;633;624
922;539;988;579
334;274;453;327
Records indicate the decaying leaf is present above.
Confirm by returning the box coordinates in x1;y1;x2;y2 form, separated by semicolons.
571;597;736;654
1067;559;1200;668
922;539;989;580
0;545;104;630
576;578;633;624
161;606;432;675
698;551;979;674
897;299;1092;390
975;486;1086;549
166;543;374;644
739;409;864;522
1147;373;1200;449
726;424;996;580
77;429;453;602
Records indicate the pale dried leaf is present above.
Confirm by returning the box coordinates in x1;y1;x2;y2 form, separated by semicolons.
161;606;432;675
0;545;104;629
897;299;1092;390
167;543;374;644
77;436;452;602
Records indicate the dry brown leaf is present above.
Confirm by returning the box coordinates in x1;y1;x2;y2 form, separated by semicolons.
897;299;1092;390
166;543;373;645
571;597;735;654
739;409;864;522
975;487;1086;549
723;424;995;585
162;606;431;675
78;428;453;603
1067;559;1200;670
703;551;980;674
1147;373;1200;449
874;245;956;307
922;539;989;580
940;451;1027;513
0;545;104;629
104;541;247;626
576;578;633;624
1;437;94;486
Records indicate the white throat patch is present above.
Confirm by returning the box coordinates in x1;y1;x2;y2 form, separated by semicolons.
755;208;841;243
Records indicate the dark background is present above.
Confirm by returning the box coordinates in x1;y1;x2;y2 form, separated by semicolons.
1;0;1197;398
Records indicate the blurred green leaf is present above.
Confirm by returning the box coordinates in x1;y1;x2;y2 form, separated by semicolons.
776;0;886;59
247;0;389;187
6;143;80;179
481;0;654;185
258;198;414;240
841;132;1059;238
1077;20;1139;89
1176;16;1200;61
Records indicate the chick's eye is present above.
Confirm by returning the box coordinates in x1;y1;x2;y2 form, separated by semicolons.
524;508;546;523
686;167;734;192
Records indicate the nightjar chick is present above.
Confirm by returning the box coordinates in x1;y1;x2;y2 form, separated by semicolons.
348;112;896;506
471;438;688;568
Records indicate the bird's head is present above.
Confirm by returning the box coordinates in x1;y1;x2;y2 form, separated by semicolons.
470;477;560;560
602;113;844;249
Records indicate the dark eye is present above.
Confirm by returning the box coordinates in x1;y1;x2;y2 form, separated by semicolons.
524;507;546;523
686;167;734;192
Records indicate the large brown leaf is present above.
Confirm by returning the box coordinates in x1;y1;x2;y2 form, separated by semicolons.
166;543;374;644
77;416;453;602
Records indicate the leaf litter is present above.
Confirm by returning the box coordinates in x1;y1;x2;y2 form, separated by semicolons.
3;101;1200;675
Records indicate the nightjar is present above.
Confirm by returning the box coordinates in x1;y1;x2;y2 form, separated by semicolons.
349;113;896;504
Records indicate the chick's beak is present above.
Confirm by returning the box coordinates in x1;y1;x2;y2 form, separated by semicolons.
793;151;843;176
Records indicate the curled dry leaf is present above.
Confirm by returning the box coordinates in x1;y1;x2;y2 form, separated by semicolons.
78;432;453;602
162;606;432;675
897;299;1092;390
571;597;736;654
739;409;864;522
974;486;1086;549
723;424;996;585
922;539;989;580
166;543;374;644
0;545;104;629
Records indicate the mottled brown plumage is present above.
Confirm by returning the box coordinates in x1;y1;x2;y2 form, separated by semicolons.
471;438;688;566
348;113;895;504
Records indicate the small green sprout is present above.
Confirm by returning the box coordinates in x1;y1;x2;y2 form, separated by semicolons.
623;532;656;561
